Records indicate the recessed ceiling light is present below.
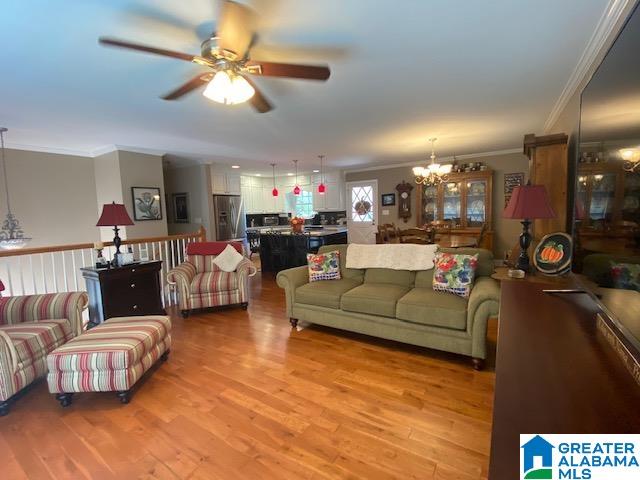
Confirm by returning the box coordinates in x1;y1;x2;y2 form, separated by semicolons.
312;169;320;173
256;173;262;176
287;172;294;176
231;165;240;169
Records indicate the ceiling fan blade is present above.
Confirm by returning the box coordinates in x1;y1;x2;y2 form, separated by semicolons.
248;61;330;81
99;37;196;62
217;0;255;59
162;73;212;100
243;76;273;113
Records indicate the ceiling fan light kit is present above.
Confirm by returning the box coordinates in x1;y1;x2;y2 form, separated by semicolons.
202;70;255;105
98;0;331;113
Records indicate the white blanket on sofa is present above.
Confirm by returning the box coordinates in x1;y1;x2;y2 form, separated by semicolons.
345;243;438;271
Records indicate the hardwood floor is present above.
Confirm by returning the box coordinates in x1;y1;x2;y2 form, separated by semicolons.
0;273;496;480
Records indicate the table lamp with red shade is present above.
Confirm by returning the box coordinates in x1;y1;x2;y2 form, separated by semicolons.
503;183;556;272
96;202;134;264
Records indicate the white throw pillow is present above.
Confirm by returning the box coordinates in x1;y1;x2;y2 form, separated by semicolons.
212;244;244;272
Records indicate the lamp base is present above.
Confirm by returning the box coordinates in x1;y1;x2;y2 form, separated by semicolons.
516;219;532;273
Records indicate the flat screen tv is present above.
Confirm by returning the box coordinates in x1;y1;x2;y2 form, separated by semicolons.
574;2;640;355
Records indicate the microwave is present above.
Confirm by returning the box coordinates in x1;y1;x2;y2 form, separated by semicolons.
263;216;280;226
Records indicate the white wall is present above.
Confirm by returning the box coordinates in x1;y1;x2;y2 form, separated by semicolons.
1;148;99;247
94;150;124;242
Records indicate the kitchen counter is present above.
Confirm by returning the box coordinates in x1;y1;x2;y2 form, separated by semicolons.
258;227;348;272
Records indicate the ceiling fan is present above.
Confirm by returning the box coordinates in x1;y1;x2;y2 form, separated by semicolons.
99;0;331;113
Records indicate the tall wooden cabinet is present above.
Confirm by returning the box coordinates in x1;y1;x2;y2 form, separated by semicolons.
524;133;569;239
416;169;493;250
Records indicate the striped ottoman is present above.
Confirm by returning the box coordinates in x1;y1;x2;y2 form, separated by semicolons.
47;315;171;406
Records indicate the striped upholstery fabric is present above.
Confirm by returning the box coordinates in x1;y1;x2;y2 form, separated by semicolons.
190;272;238;294
0;320;73;401
47;316;171;394
0;292;88;336
0;292;88;403
168;251;256;311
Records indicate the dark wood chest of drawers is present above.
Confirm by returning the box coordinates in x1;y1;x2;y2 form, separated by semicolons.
81;261;165;326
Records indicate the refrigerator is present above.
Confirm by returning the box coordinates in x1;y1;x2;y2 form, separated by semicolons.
213;195;246;241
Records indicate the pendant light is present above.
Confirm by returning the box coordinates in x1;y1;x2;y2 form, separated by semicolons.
317;154;326;195
270;163;278;197
292;159;301;195
0;128;31;250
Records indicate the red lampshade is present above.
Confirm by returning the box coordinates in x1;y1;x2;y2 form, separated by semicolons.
503;185;556;220
272;187;279;197
293;185;301;196
96;202;134;227
318;183;326;195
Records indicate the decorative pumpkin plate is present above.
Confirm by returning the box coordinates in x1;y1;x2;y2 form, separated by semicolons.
533;232;573;275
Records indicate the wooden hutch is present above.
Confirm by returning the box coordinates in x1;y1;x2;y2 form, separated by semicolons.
416;169;493;250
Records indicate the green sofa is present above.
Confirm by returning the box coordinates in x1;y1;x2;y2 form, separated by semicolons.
276;244;500;369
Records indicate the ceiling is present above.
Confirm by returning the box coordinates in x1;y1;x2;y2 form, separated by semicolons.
0;0;610;174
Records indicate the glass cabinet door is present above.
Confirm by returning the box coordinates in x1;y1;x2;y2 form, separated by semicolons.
421;185;438;224
465;180;486;227
622;171;640;223
589;173;616;228
443;182;461;226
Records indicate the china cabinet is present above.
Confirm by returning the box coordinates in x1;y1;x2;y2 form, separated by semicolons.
416;169;493;249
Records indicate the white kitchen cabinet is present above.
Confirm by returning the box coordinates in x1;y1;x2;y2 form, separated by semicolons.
212;173;241;194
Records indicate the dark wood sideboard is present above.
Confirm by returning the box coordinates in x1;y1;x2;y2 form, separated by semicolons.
489;281;640;479
81;261;165;326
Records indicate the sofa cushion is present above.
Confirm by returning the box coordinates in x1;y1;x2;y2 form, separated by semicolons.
296;278;362;309
396;288;468;330
190;271;238;294
307;250;341;282
341;284;410;318
364;268;416;287
319;244;364;280
1;319;72;368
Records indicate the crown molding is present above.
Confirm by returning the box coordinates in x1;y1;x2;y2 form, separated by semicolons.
343;147;522;174
4;142;95;158
543;0;637;133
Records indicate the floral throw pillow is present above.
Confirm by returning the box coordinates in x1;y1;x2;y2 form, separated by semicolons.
307;251;341;282
611;263;640;291
432;252;479;298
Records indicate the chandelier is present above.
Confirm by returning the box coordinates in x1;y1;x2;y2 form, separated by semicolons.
412;137;452;186
620;147;640;173
0;128;31;250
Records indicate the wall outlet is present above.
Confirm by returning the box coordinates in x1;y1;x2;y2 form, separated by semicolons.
382;209;390;216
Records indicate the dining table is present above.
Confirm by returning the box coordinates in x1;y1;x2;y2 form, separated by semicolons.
435;235;478;248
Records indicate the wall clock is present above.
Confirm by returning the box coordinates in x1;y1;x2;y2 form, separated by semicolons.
395;181;414;223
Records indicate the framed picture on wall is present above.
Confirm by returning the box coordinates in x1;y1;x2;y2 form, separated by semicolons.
381;193;396;206
172;193;190;223
131;186;163;221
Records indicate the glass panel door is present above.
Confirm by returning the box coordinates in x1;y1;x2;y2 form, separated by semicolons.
589;173;616;229
421;185;438;225
465;180;486;227
622;171;640;223
575;174;589;228
443;181;461;226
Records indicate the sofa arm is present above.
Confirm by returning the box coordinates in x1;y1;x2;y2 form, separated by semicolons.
236;258;257;278
167;262;197;308
0;292;89;337
276;266;310;318
467;276;501;360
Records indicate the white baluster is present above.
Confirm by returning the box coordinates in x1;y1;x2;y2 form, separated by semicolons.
40;254;47;293
18;256;25;295
62;251;69;292
51;252;58;292
71;250;78;291
29;255;37;294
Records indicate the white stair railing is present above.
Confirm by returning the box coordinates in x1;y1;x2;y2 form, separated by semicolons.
0;227;206;307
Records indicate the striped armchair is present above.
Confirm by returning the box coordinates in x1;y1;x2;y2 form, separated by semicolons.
167;242;257;317
0;291;88;415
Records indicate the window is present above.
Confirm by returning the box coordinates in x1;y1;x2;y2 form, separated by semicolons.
286;191;316;218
